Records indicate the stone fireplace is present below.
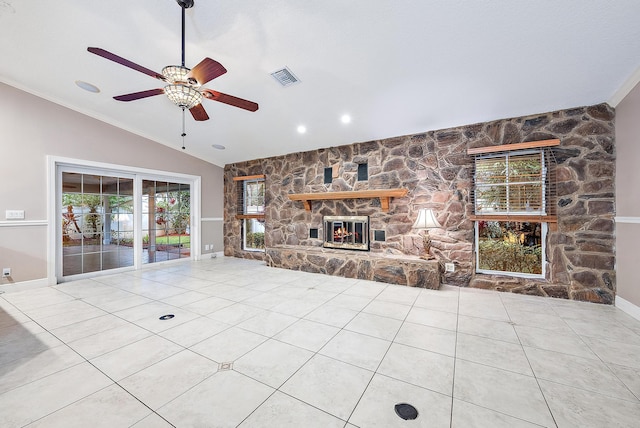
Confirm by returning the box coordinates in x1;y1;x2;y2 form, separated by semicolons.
323;215;369;251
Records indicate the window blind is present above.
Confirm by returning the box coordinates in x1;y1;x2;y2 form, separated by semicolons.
471;147;557;223
235;177;265;219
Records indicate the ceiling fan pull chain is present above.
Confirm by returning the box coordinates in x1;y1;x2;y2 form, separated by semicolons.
181;107;187;150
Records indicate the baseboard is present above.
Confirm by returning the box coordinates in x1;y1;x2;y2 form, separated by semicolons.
0;277;50;294
615;295;640;322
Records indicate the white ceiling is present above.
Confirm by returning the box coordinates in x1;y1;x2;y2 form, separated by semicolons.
1;0;639;167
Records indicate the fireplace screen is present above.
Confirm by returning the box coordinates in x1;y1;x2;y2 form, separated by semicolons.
324;216;369;251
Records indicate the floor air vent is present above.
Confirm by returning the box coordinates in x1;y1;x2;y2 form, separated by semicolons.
394;403;418;420
271;67;300;87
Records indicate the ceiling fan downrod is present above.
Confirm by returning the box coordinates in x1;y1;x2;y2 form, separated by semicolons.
179;1;192;67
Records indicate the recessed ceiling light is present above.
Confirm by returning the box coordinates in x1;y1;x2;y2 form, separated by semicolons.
297;125;307;134
212;144;226;150
341;114;352;124
75;80;100;93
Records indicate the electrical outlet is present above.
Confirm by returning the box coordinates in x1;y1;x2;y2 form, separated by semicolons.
5;210;24;220
445;263;455;273
204;244;210;251
209;244;213;251
2;268;11;277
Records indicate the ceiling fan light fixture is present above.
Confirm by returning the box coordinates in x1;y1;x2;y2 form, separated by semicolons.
162;65;192;84
164;84;202;109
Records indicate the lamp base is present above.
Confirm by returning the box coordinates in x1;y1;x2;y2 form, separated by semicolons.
421;230;435;260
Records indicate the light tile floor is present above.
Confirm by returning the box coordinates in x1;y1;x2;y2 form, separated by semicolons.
1;257;640;427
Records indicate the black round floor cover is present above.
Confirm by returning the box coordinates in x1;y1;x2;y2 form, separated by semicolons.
394;403;419;420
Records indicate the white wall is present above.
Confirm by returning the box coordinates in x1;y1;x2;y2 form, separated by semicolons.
615;79;640;314
0;82;224;284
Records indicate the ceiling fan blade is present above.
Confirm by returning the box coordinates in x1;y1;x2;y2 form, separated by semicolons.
113;88;165;102
202;89;259;112
189;103;209;121
187;58;227;85
87;47;165;81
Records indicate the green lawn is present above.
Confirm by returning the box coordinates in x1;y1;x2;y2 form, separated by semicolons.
152;235;191;245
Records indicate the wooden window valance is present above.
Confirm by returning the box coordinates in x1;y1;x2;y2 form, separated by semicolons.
466;139;560;155
233;174;266;182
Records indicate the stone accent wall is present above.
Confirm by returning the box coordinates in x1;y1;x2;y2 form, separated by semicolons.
224;103;615;303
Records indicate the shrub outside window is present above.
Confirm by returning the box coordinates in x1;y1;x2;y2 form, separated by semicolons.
476;220;545;277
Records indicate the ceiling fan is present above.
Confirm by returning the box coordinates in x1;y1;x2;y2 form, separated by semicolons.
87;0;258;122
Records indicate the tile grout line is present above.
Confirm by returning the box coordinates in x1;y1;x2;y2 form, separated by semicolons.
2;303;180;428
341;287;419;425
557;308;640;404
449;288;461;428
229;274;372;426
27;274;259;420
245;279;391;425
503;293;560;428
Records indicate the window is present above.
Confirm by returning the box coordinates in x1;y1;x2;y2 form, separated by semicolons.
243;179;265;215
235;176;265;251
476;220;546;276
470;141;558;278
475;150;545;215
243;217;265;250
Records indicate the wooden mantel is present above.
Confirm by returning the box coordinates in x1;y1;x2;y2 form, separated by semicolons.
288;189;408;212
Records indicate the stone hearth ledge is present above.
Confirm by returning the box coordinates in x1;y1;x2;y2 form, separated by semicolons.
265;245;440;289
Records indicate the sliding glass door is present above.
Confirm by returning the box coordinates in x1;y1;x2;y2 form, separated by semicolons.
56;161;197;281
61;172;134;276
142;180;191;264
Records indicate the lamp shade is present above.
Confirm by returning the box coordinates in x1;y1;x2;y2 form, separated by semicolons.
412;208;441;229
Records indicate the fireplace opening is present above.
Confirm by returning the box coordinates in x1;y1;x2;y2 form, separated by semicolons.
323;215;369;251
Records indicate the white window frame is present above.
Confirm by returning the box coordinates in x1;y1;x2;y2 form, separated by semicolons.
242;179;265;252
243;179;265;215
474;221;547;279
473;149;547;279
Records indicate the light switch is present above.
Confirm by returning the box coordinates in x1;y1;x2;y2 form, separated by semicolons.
5;210;25;220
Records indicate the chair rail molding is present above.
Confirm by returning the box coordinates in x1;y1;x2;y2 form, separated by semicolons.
615;216;640;224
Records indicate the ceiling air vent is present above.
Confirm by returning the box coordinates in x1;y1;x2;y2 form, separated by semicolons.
271;66;300;87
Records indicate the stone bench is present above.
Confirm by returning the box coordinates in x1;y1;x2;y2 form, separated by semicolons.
265;245;440;289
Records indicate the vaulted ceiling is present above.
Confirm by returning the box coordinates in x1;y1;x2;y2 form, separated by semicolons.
1;0;639;167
